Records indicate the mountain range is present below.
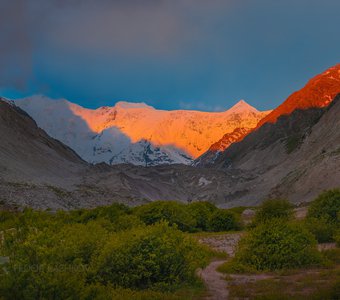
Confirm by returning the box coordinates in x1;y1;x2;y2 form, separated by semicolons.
15;97;269;166
0;63;339;209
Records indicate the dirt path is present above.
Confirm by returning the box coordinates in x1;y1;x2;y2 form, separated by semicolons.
196;233;242;299
198;259;229;300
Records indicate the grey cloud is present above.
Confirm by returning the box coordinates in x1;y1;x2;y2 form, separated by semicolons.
0;0;230;89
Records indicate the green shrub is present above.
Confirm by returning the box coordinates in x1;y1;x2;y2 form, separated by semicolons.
188;202;217;231
335;230;340;247
0;214;210;298
224;220;322;272
112;214;144;232
253;199;293;225
133;201;197;232
70;203;130;224
307;189;340;223
92;222;211;290
306;189;340;243
0;221;108;299
209;209;240;232
304;216;337;243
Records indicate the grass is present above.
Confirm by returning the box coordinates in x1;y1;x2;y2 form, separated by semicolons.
227;266;340;300
101;282;206;300
221;248;340;299
228;206;254;214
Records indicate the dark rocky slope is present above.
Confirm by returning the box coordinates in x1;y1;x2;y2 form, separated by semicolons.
211;94;340;205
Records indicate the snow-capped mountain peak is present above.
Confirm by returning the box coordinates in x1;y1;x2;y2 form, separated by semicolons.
14;96;270;166
114;101;153;110
227;100;259;114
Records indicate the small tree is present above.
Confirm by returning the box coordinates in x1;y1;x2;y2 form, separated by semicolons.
188;201;217;231
306;189;340;242
253;199;293;225
209;210;240;232
133;201;197;232
307;189;340;223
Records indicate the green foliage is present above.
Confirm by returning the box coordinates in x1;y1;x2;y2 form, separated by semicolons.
307;189;340;223
253;199;293;225
92;222;210;290
70;202;130;224
133;201;197;232
208;210;240;232
335;230;340;247
306;189;340;242
187;202;217;231
0;205;212;299
304;216;337;243
223;220;322;272
322;248;340;265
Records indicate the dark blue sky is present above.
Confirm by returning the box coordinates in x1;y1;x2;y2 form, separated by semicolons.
0;0;339;111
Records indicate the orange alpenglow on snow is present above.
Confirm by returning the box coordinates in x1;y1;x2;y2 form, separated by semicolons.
65;99;269;158
257;64;340;128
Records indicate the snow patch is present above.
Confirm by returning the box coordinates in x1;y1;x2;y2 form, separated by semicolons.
198;177;212;186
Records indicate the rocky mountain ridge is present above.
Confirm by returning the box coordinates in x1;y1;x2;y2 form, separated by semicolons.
197;64;340;166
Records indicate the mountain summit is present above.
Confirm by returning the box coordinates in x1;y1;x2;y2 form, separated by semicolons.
228;100;259;114
257;63;340;128
15;97;269;166
196;64;340;166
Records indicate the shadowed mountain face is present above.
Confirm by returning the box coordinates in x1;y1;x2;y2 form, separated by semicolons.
0;99;86;182
210;94;340;204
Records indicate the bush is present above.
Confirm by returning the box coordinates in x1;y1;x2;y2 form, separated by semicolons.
92;222;211;290
224;220;322;272
0;221;108;299
188;202;217;231
209;210;240;232
306;189;340;242
133;201;197;232
112;214;144;232
70;203;130;224
304;216;337;243
307;189;340;223
253;199;293;225
0;213;210;298
335;230;340;247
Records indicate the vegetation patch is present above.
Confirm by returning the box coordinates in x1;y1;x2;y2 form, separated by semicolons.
285;135;303;154
252;198;294;225
46;185;72;198
0;207;214;299
227;266;340;300
209;210;241;232
305;189;340;242
220;220;323;273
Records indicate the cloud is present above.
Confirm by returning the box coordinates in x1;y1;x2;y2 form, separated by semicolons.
0;0;230;90
0;0;33;89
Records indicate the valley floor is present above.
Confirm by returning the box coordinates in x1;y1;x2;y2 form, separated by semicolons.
196;233;339;300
